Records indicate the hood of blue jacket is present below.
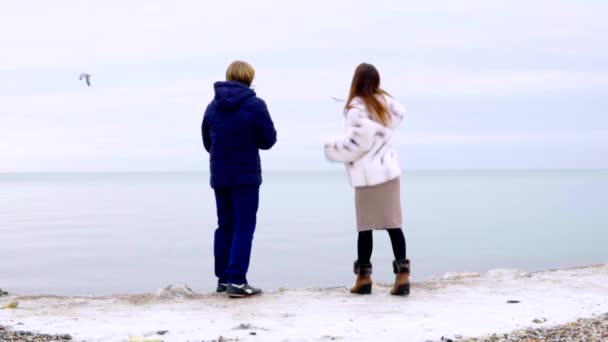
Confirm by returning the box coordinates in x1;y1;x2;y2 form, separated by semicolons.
213;81;256;111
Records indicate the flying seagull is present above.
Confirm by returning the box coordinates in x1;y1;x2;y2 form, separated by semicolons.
330;96;345;102
79;73;92;87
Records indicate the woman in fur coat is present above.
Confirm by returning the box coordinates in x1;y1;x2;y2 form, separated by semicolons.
325;63;410;296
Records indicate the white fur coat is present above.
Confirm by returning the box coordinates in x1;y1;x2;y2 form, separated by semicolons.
324;95;406;188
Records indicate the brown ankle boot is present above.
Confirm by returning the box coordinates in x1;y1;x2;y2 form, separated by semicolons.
391;259;410;296
350;261;373;294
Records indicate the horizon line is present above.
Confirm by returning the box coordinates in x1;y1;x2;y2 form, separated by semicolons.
1;167;607;175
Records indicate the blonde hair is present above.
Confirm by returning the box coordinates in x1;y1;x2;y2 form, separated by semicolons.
226;60;255;86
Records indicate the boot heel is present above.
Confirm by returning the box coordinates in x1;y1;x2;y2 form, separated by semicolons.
353;283;372;295
391;283;410;296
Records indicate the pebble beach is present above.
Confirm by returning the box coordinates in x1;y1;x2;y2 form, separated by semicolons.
0;325;72;342
461;314;608;342
2;316;608;342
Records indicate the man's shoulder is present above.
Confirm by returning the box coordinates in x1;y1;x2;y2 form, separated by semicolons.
243;96;266;109
204;100;218;116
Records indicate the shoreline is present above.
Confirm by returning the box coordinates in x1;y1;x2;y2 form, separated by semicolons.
2;264;607;341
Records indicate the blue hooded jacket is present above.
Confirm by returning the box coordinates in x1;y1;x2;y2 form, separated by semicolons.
202;81;277;188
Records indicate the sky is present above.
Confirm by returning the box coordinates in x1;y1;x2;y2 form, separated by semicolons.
1;0;607;172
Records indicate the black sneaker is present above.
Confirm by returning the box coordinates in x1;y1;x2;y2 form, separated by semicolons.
227;283;262;298
216;283;228;293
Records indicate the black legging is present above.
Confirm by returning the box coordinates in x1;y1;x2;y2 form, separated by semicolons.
357;228;406;264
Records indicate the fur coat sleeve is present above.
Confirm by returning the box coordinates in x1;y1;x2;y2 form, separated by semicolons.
324;96;406;164
324;107;379;163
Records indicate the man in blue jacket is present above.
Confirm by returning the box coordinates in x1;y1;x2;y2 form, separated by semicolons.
202;60;277;298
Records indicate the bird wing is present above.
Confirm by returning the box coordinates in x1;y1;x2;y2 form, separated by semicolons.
85;75;91;86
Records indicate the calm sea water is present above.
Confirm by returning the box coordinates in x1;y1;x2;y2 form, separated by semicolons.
1;170;607;295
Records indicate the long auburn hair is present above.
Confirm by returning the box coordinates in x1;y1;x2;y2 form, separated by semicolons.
345;63;390;126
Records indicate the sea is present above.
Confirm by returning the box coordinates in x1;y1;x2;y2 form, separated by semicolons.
1;170;607;296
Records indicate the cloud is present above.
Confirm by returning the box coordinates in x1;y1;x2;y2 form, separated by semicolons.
389;69;608;97
1;0;605;68
396;131;608;145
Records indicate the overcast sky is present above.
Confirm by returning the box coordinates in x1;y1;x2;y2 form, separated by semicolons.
1;0;607;172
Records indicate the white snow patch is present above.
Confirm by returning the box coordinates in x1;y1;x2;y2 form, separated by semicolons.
155;284;198;299
441;271;481;280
